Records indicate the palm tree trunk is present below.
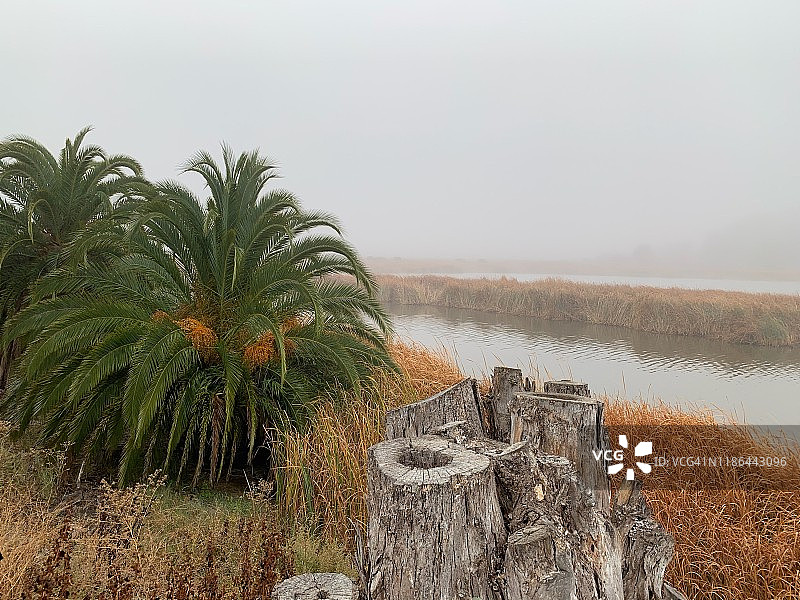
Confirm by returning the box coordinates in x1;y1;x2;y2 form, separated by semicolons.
0;347;7;393
209;392;225;485
0;296;25;394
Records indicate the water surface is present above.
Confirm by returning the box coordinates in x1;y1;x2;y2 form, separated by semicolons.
388;303;800;425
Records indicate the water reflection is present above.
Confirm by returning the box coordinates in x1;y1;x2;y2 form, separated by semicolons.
388;304;800;425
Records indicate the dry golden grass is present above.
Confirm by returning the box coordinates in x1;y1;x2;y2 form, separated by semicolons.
279;344;800;600
604;399;800;599
276;342;463;542
0;433;342;599
377;274;800;346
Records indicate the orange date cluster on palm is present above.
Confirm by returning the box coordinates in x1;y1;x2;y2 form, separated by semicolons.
242;331;278;368
176;317;219;362
242;321;298;369
152;310;298;368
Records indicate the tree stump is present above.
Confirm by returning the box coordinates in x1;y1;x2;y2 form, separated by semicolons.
508;392;611;513
385;377;484;441
368;369;686;600
490;366;523;442
543;379;591;397
366;436;506;600
271;573;358;600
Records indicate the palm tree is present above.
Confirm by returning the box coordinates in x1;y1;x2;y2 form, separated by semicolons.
0;127;146;389
2;146;393;485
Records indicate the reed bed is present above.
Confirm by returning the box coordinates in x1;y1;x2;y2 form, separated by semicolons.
377;274;800;346
604;399;800;599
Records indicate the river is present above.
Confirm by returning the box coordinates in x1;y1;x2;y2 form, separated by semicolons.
387;303;800;425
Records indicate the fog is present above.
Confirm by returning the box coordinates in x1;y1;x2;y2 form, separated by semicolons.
3;1;798;276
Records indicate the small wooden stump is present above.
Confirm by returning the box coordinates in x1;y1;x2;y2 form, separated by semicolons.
385;377;484;440
543;379;591;397
367;436;506;600
271;573;357;600
490;366;523;442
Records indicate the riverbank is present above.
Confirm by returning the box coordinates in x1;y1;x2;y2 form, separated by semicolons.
377;274;800;347
2;344;798;599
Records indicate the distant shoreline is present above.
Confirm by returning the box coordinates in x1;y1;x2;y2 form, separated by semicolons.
365;257;800;285
376;274;800;347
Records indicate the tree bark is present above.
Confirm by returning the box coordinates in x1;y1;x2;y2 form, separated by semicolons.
508;392;611;514
366;436;506;600
488;442;624;600
490;367;523;443
384;377;483;441
612;480;676;600
271;573;358;599
543;379;591;397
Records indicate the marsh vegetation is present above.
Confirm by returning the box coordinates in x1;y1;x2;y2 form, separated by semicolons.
377;274;800;347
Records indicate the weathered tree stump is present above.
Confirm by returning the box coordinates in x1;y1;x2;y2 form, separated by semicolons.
385;377;484;440
490;366;523;442
508;392;611;513
368;368;686;600
543;379;591;397
366;436;506;600
271;572;358;599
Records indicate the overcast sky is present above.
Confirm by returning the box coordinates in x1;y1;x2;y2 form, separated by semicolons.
3;1;799;268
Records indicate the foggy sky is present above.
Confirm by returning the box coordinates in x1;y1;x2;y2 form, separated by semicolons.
3;1;799;271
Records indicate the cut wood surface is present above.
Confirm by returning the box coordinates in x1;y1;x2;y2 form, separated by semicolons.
271;572;358;600
384;377;483;440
